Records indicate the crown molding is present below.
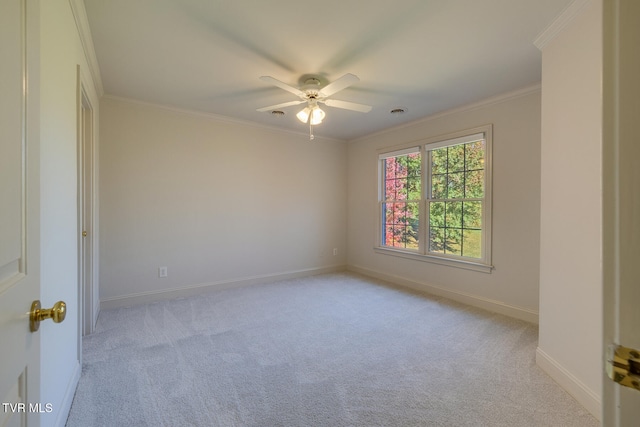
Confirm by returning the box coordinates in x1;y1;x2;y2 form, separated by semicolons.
534;0;592;50
69;0;104;97
350;83;541;143
102;95;345;143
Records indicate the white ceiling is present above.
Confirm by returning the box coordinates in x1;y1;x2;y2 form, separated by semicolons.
83;0;572;141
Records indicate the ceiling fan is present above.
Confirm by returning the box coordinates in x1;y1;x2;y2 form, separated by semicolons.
256;73;372;140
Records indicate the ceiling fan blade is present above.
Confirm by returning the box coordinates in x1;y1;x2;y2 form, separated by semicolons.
322;99;372;113
319;73;360;97
256;100;306;112
259;76;305;98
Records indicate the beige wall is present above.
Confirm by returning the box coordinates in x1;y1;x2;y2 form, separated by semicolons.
346;89;542;322
99;97;347;303
537;0;602;419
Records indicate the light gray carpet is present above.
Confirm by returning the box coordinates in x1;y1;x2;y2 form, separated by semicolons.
66;273;598;426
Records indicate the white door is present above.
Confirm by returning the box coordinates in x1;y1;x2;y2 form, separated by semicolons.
0;0;43;426
602;0;640;424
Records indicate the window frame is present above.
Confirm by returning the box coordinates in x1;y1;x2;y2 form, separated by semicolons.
375;125;493;273
378;146;422;252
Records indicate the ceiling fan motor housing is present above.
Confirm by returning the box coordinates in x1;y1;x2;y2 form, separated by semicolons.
302;77;322;98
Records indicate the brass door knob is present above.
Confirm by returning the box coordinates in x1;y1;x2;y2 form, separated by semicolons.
29;300;66;332
82;230;87;237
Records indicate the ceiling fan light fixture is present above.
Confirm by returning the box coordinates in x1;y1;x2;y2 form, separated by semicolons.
296;105;325;125
310;106;325;125
296;107;311;123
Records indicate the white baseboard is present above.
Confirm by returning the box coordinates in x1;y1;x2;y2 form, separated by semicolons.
348;264;539;324
536;347;601;420
100;265;347;310
54;361;81;427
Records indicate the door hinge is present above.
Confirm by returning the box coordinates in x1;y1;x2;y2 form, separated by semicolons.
607;344;640;392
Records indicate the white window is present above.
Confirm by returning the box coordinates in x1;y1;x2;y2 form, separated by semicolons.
379;147;422;250
377;126;493;272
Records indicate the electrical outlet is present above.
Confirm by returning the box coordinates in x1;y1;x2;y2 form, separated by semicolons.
333;248;338;256
159;266;168;278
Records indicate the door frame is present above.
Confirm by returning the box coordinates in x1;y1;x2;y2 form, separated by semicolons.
602;0;640;423
77;65;99;337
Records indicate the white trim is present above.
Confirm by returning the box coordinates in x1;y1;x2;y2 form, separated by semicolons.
350;84;540;143
376;125;493;269
536;347;601;420
68;0;104;96
373;247;493;273
53;361;81;427
533;0;593;50
426;132;484;150
100;265;346;310
102;95;345;144
420;124;492;150
103;85;540;145
76;66;100;337
426;125;493;267
378;146;420;160
348;265;538;324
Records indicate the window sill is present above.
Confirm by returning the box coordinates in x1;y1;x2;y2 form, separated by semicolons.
373;247;494;274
